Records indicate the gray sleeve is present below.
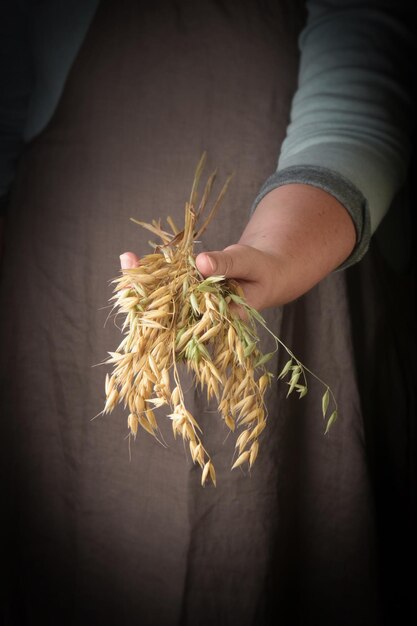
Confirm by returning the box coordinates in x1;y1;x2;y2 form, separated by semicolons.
253;1;415;270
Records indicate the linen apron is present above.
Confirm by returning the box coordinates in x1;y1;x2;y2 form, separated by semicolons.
1;1;414;624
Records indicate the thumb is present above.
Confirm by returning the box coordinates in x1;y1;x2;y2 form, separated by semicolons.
196;244;262;282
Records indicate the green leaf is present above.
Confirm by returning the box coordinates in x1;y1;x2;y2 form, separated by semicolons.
322;388;330;418
324;410;337;434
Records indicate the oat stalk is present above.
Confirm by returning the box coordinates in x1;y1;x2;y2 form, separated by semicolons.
97;153;338;486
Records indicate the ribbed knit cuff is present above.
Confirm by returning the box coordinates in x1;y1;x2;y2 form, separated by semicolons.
251;165;371;271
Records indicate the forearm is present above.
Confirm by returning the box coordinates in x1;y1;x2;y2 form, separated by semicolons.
239;184;356;304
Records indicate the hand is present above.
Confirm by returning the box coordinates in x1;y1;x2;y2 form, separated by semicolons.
196;184;356;310
195;243;284;312
120;184;356;311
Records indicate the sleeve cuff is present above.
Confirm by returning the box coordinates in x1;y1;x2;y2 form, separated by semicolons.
250;165;371;271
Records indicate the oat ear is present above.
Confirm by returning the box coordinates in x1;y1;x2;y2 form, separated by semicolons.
101;154;338;487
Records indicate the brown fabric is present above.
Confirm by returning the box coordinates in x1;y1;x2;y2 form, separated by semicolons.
0;1;415;625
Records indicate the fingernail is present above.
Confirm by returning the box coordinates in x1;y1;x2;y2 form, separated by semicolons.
206;255;217;272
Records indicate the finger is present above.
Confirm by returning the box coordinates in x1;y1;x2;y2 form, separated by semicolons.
120;252;140;270
195;244;263;282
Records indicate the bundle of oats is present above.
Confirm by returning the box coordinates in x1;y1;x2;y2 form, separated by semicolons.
100;154;337;486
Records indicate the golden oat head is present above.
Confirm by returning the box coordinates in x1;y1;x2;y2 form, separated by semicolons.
98;153;338;487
